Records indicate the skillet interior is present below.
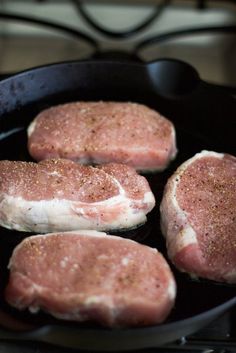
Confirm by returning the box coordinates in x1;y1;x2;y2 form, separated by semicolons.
0;59;235;351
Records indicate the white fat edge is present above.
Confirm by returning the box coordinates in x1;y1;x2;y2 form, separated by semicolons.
0;193;149;235
143;191;155;206
107;173;126;197
166;167;199;254
105;170;155;210
171;149;225;204
167;277;177;301
0;194;109;233
72;192;150;221
174;150;225;177
161;150;225;252
150;247;158;253
170;124;178;160
176;226;199;250
161;158;197;251
100;190;154;214
73;191;127;208
0;127;24;140
27;119;37;137
198;150;225;159
72;183;154;216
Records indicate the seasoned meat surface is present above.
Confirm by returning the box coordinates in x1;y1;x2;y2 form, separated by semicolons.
0;159;155;233
28;101;177;172
5;231;176;327
160;150;236;283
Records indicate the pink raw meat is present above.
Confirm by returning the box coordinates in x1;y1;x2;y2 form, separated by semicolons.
160;150;236;283
5;230;176;327
27;101;177;172
0;159;155;233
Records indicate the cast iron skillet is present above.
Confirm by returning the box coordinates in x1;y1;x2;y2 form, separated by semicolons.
0;59;235;351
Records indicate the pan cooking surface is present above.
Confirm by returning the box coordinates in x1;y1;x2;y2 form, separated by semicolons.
0;59;235;351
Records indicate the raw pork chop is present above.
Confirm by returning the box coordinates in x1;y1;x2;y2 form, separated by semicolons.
27;101;177;172
160;150;236;283
5;230;176;328
0;159;155;233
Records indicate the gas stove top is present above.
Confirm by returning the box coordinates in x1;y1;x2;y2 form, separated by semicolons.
0;0;236;88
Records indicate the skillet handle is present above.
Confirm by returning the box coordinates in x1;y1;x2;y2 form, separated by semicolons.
147;59;200;98
147;59;236;99
202;82;236;97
